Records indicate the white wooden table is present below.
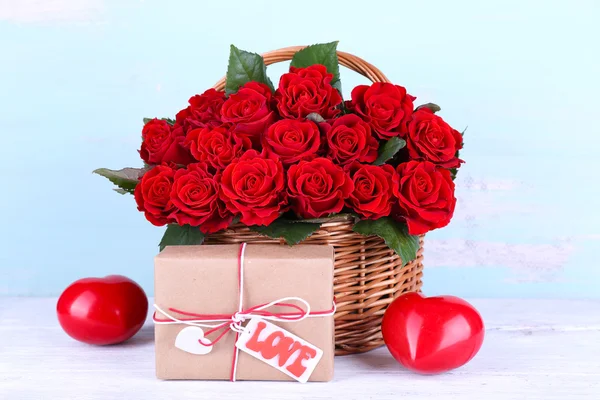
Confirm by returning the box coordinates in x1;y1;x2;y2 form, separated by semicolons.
1;298;599;399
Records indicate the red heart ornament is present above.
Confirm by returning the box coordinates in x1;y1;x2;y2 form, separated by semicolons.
382;292;484;374
57;275;148;345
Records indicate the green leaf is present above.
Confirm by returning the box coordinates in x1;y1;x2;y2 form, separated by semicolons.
352;217;419;267
143;117;175;126
226;45;274;95
93;167;144;194
290;41;341;92
450;127;467;180
289;213;357;224
416;103;441;113
159;224;205;252
113;188;129;195
251;219;321;245
374;137;406;165
306;113;325;124
449;168;458;180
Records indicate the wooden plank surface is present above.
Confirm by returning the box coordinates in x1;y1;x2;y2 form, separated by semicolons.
1;298;599;399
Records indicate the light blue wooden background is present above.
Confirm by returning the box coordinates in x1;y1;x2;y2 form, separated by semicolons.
1;0;598;298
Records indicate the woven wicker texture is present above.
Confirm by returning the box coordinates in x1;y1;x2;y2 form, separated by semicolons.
210;47;424;355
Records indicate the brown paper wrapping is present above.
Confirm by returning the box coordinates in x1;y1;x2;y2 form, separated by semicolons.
154;244;335;381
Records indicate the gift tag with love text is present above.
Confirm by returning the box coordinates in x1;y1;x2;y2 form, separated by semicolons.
235;317;323;383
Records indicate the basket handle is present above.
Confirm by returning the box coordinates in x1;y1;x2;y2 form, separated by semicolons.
212;45;390;91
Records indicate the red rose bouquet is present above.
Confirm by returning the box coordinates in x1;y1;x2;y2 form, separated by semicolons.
95;42;464;265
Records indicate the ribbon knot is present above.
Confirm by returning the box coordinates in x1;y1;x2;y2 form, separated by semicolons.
230;312;245;332
231;312;245;324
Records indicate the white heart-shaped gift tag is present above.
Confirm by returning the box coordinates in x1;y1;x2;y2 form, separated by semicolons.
175;326;213;355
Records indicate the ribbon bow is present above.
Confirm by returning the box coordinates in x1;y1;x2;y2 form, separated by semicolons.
154;296;316;346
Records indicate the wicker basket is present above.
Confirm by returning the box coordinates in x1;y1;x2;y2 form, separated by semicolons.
209;47;425;355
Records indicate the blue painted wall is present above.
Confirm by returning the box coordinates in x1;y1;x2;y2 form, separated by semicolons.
1;0;599;298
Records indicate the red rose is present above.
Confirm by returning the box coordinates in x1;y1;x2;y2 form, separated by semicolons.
221;81;276;147
134;165;177;226
346;83;415;139
392;161;456;235
287;157;354;219
175;89;225;132
322;114;378;166
275;64;342;119
184;125;250;172
169;163;232;233
346;162;397;219
219;150;287;226
406;108;464;168
262;119;321;166
139;119;193;165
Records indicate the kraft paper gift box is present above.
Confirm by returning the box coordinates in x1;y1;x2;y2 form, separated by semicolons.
154;243;335;382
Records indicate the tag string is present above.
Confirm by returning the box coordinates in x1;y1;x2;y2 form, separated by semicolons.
153;242;336;382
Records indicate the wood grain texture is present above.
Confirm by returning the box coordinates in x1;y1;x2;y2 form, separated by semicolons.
1;298;599;399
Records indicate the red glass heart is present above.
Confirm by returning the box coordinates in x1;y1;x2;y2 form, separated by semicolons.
382;292;484;374
57;275;148;345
